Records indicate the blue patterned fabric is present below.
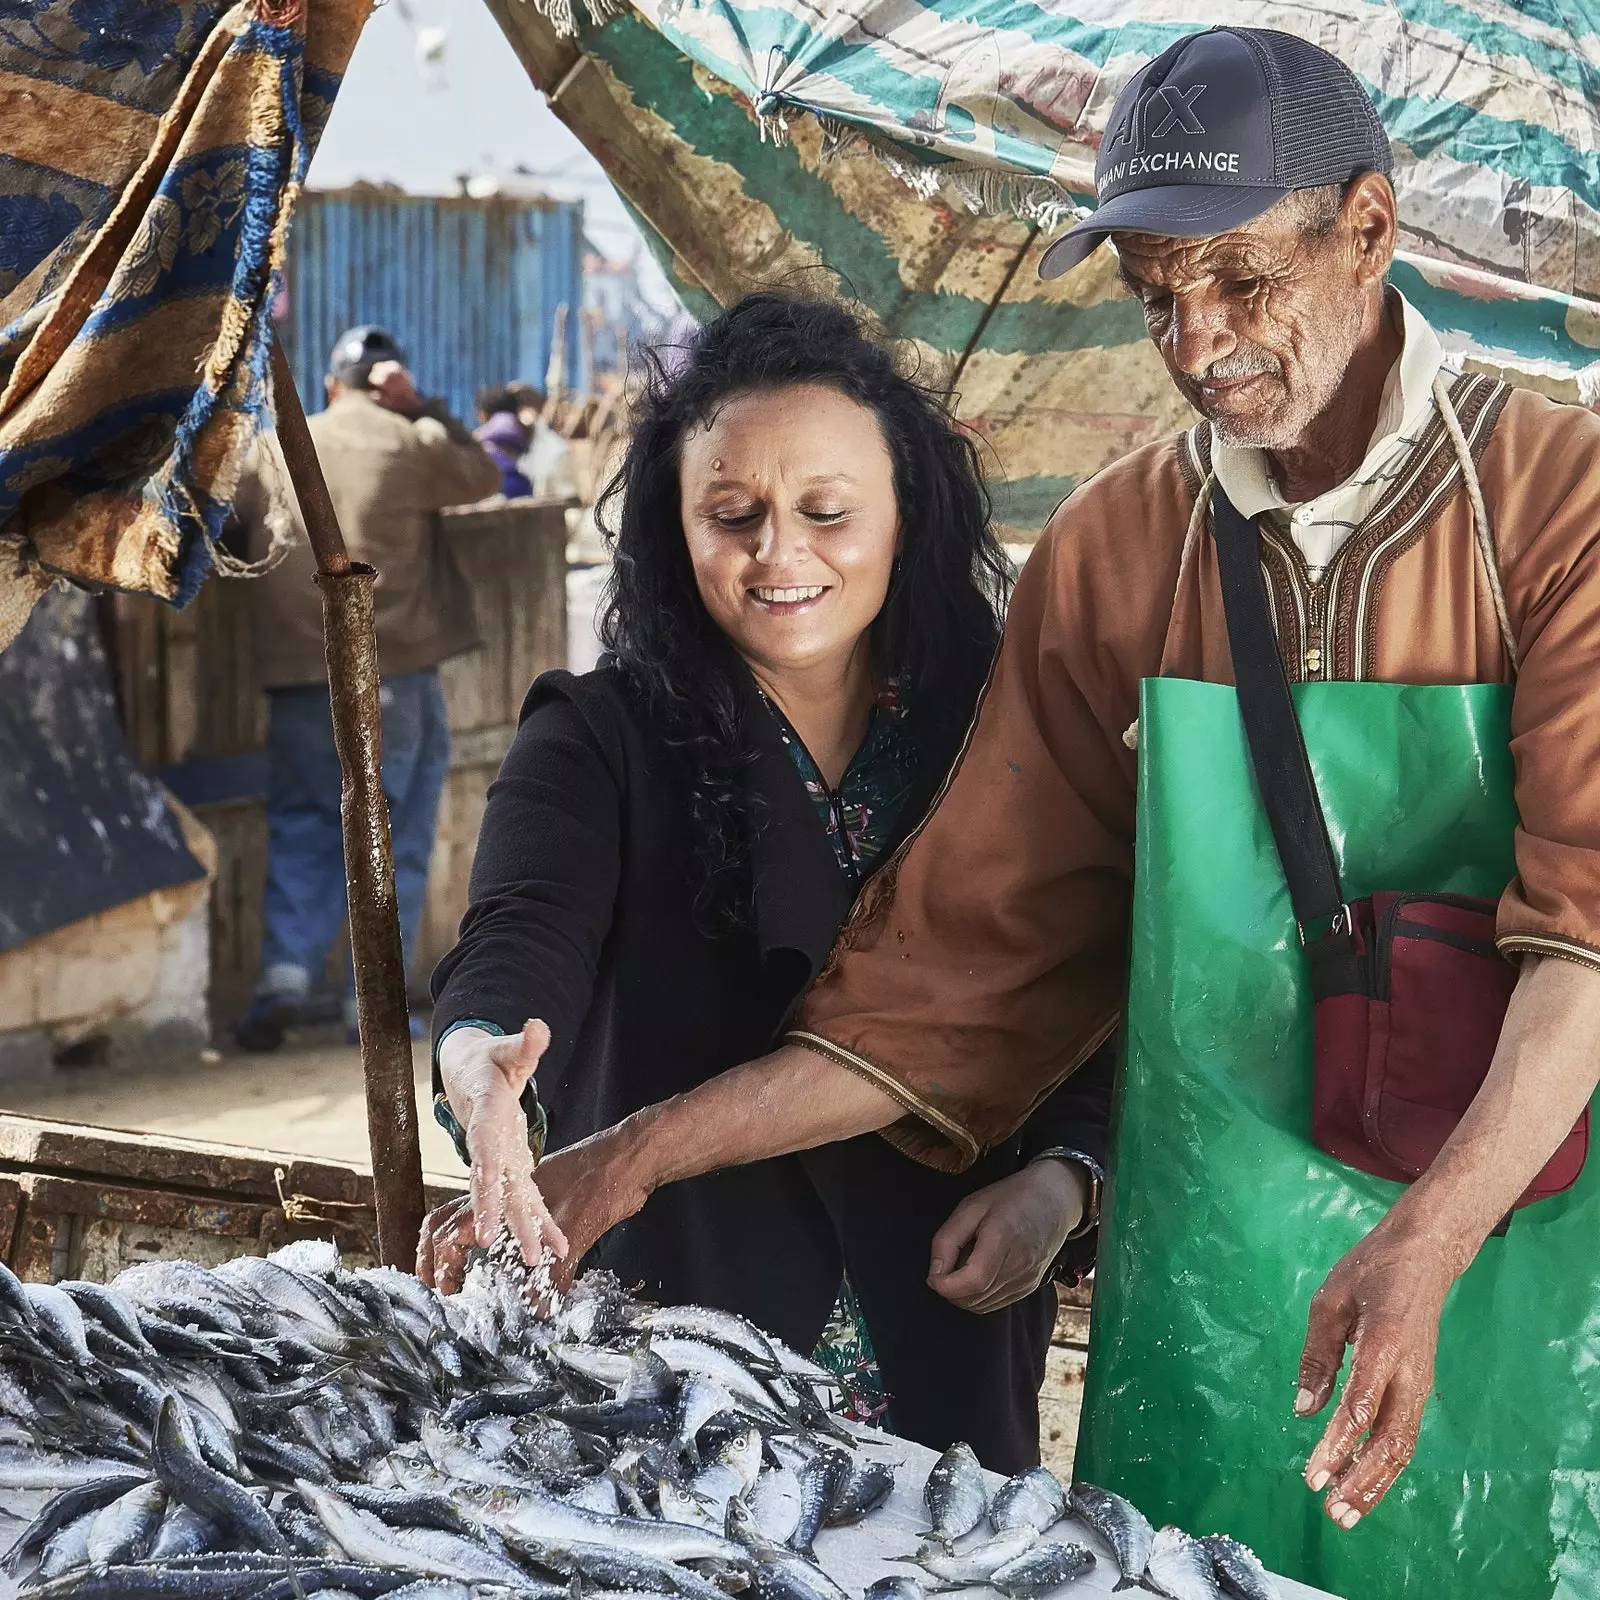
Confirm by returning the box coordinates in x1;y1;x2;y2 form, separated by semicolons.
0;0;366;628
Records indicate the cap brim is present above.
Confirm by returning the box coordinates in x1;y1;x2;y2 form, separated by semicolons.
1038;182;1290;280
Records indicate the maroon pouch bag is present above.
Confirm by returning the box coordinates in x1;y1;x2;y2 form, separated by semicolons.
1212;488;1588;1214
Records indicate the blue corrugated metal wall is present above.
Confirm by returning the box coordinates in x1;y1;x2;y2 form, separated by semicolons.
278;190;585;422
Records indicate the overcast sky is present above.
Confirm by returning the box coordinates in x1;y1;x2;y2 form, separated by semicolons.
307;0;677;310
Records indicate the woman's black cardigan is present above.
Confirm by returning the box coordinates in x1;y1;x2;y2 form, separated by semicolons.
431;662;1113;1331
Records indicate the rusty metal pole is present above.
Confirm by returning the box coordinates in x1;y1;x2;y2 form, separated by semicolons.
268;338;425;1268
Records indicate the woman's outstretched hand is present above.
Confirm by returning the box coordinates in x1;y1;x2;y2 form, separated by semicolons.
416;1019;568;1293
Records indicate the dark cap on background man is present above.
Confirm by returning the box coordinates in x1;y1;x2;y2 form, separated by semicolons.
328;324;406;384
1039;27;1393;280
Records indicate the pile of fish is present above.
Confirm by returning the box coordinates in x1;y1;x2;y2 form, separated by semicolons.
896;1445;1280;1600
0;1240;1280;1600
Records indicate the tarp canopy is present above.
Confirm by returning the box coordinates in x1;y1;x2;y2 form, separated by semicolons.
0;0;368;647
489;0;1600;540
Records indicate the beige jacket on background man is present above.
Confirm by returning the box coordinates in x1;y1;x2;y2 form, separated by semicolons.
235;387;500;689
792;373;1600;1172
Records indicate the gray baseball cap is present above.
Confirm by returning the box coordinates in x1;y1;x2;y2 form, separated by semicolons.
1040;28;1393;279
328;325;406;381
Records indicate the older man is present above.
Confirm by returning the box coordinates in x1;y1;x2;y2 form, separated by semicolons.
439;26;1600;1586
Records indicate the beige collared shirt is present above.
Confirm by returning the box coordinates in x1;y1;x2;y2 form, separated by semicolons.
1211;291;1452;572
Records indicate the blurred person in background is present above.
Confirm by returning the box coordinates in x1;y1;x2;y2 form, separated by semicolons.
474;385;534;500
232;325;500;1053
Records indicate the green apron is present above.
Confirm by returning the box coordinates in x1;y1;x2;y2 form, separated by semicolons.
1077;676;1600;1600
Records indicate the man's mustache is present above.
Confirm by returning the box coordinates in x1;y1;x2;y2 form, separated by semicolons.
1196;350;1283;382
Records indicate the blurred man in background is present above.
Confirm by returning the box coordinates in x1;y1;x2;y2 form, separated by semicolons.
233;325;500;1052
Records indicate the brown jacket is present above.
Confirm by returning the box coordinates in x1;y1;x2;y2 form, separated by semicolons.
794;374;1600;1171
237;389;501;688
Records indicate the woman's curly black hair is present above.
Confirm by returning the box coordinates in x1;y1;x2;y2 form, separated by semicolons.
599;292;1012;925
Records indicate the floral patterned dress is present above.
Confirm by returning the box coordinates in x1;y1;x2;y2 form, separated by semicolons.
761;680;920;1427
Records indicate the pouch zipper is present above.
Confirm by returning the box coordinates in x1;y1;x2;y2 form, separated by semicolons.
1375;892;1500;999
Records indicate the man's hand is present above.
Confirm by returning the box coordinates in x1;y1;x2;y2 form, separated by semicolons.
416;1020;567;1293
927;1158;1088;1313
1294;1211;1459;1528
1293;954;1600;1528
527;1123;657;1292
367;359;422;416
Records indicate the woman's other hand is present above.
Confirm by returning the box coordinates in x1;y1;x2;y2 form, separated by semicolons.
417;1020;568;1293
927;1158;1089;1313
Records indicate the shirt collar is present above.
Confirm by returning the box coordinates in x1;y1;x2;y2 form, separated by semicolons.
1210;289;1446;518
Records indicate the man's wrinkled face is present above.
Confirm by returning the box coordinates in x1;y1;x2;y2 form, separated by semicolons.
1114;204;1368;450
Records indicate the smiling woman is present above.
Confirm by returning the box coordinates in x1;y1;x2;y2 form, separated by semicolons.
419;293;1116;1471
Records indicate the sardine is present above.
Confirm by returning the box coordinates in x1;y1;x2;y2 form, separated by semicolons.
789;1448;850;1557
1199;1534;1282;1600
749;1463;804;1545
914;1527;1038;1585
566;1473;623;1515
1068;1481;1154;1586
924;1442;987;1545
619;1344;681;1406
85;1479;167;1566
0;1470;146;1573
58;1280;158;1356
0;1445;138;1489
639;1305;779;1370
299;1481;533;1583
442;1382;562;1430
658;1478;722;1532
449;1478;750;1564
147;1503;224;1559
1146;1526;1224;1600
864;1578;924;1600
37;1512;99;1581
826;1460;894;1526
547;1397;674;1439
21;1283;93;1364
989;1466;1066;1535
517;1534;733;1600
151;1394;286;1554
337;1482;477;1536
552;1343;632;1390
989;1540;1096;1595
649;1338;785;1420
688;1426;763;1519
673;1374;738;1460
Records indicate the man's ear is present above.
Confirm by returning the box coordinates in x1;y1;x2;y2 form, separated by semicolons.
1344;172;1397;288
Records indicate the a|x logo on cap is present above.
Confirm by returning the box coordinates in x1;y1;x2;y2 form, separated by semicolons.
1148;83;1206;137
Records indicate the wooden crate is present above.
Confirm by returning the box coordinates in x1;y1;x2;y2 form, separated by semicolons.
0;1113;464;1282
112;501;570;1031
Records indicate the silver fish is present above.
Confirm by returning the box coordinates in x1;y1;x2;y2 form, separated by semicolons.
659;1478;722;1532
924;1442;987;1545
299;1481;531;1583
727;1499;850;1600
85;1479;167;1566
21;1283;92;1365
989;1466;1066;1536
147;1503;223;1560
421;1414;537;1490
649;1338;786;1420
673;1374;738;1459
914;1527;1038;1585
0;1472;147;1574
864;1579;925;1600
989;1540;1096;1596
565;1475;622;1516
0;1446;138;1490
749;1463;804;1545
827;1461;895;1527
451;1478;749;1564
37;1510;96;1580
1146;1526;1224;1600
1199;1534;1282;1600
1068;1481;1154;1586
790;1448;850;1558
552;1343;632;1390
639;1305;778;1369
689;1426;763;1519
57;1280;158;1356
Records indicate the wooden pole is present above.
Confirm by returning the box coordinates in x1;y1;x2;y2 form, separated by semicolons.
268;338;426;1269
